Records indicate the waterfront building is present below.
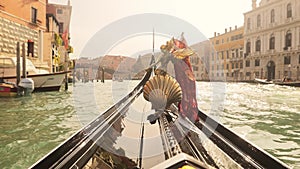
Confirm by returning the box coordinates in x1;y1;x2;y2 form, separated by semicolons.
43;14;61;72
76;56;136;80
0;0;48;69
243;0;300;81
209;26;244;81
46;0;72;72
190;40;211;81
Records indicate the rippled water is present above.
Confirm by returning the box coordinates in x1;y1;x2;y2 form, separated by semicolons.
0;81;299;168
197;82;300;168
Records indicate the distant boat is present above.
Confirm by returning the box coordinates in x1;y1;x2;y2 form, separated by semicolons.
254;78;300;87
0;56;67;92
254;78;273;85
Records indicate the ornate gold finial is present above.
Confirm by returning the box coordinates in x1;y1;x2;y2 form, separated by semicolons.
143;75;182;111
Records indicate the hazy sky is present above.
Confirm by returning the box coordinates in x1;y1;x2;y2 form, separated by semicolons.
49;0;253;58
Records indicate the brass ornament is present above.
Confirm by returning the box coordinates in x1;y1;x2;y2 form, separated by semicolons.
143;75;182;111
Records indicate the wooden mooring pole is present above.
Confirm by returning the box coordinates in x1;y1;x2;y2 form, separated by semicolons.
22;43;26;78
101;67;105;83
16;42;21;85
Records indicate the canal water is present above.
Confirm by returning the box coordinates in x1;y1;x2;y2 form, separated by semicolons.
0;81;299;168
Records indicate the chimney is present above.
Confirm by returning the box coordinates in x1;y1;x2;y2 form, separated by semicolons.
214;32;217;37
235;25;237;30
229;27;232;31
225;28;227;33
217;33;220;36
252;0;257;9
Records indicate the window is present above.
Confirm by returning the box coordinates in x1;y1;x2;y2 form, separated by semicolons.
221;51;224;59
235;63;239;68
255;72;260;78
232;63;234;69
299;54;300;64
287;3;292;18
285;31;292;48
247;18;251;30
31;7;37;24
284;55;291;65
246;41;251;55
193;66;198;71
246;60;250;67
59;22;64;34
256;39;261;52
226;64;229;69
226;51;229;59
240;62;243;68
255;59;260;66
236;49;239;57
57;9;63;14
269;34;275;49
271;9;275;23
257;15;261;27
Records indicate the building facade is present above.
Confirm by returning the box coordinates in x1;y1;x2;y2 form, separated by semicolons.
244;0;300;81
209;26;244;81
0;0;47;68
46;0;72;73
190;40;211;81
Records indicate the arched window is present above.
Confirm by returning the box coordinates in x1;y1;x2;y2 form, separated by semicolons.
247;18;251;30
256;38;261;52
269;34;275;50
285;31;292;47
271;9;275;23
257;15;261;27
287;3;292;18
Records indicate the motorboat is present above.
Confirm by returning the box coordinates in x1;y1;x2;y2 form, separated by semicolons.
254;78;300;87
0;56;67;92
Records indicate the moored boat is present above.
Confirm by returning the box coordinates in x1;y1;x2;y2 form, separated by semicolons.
0;56;67;92
0;79;18;97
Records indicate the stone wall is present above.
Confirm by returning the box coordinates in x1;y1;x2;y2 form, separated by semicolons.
0;17;38;57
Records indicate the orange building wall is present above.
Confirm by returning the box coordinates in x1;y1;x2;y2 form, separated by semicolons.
0;0;46;30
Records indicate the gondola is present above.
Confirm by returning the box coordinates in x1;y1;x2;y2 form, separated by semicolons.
29;67;290;169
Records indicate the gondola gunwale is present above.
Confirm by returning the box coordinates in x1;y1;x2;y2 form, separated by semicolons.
196;109;290;169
